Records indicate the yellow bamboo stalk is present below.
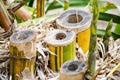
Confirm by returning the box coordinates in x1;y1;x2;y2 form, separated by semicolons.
9;30;36;80
37;0;45;17
59;60;87;80
45;29;76;71
56;9;92;54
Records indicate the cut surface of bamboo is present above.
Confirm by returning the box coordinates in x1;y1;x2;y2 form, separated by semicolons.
45;29;76;71
9;30;36;80
59;60;87;80
56;9;92;54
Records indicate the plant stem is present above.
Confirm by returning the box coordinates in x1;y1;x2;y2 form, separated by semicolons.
103;19;113;51
64;0;69;10
88;0;99;75
37;0;45;18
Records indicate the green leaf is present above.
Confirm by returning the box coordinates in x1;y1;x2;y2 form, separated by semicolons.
99;12;120;24
100;5;116;12
97;29;120;40
114;24;120;35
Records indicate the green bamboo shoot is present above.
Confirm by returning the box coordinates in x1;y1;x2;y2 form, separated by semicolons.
88;0;99;75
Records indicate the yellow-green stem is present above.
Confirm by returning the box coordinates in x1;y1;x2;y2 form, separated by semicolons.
64;0;69;10
88;0;99;75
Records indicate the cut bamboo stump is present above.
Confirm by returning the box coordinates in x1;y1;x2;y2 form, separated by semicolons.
59;60;87;80
45;29;76;71
56;9;92;54
9;30;36;80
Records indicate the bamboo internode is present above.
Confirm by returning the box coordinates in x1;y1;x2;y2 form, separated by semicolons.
56;9;92;54
9;30;36;80
45;29;76;71
59;60;87;80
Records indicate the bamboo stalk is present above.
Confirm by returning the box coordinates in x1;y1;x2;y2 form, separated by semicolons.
37;0;45;18
59;60;87;80
56;9;92;54
9;30;36;80
45;30;76;71
88;0;99;75
0;0;12;31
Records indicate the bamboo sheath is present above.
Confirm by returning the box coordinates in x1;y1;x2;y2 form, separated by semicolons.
59;60;87;80
9;30;36;80
0;0;11;31
56;9;92;54
45;30;76;71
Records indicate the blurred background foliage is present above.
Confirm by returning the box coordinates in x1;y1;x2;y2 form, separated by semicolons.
1;0;120;39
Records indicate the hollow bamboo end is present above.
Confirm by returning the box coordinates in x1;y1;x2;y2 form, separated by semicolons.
59;60;87;80
56;9;92;33
45;29;76;46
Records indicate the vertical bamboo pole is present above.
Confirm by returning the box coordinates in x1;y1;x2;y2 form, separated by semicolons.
9;30;36;80
0;0;11;31
45;30;76;71
88;0;99;75
37;0;45;17
59;60;87;80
